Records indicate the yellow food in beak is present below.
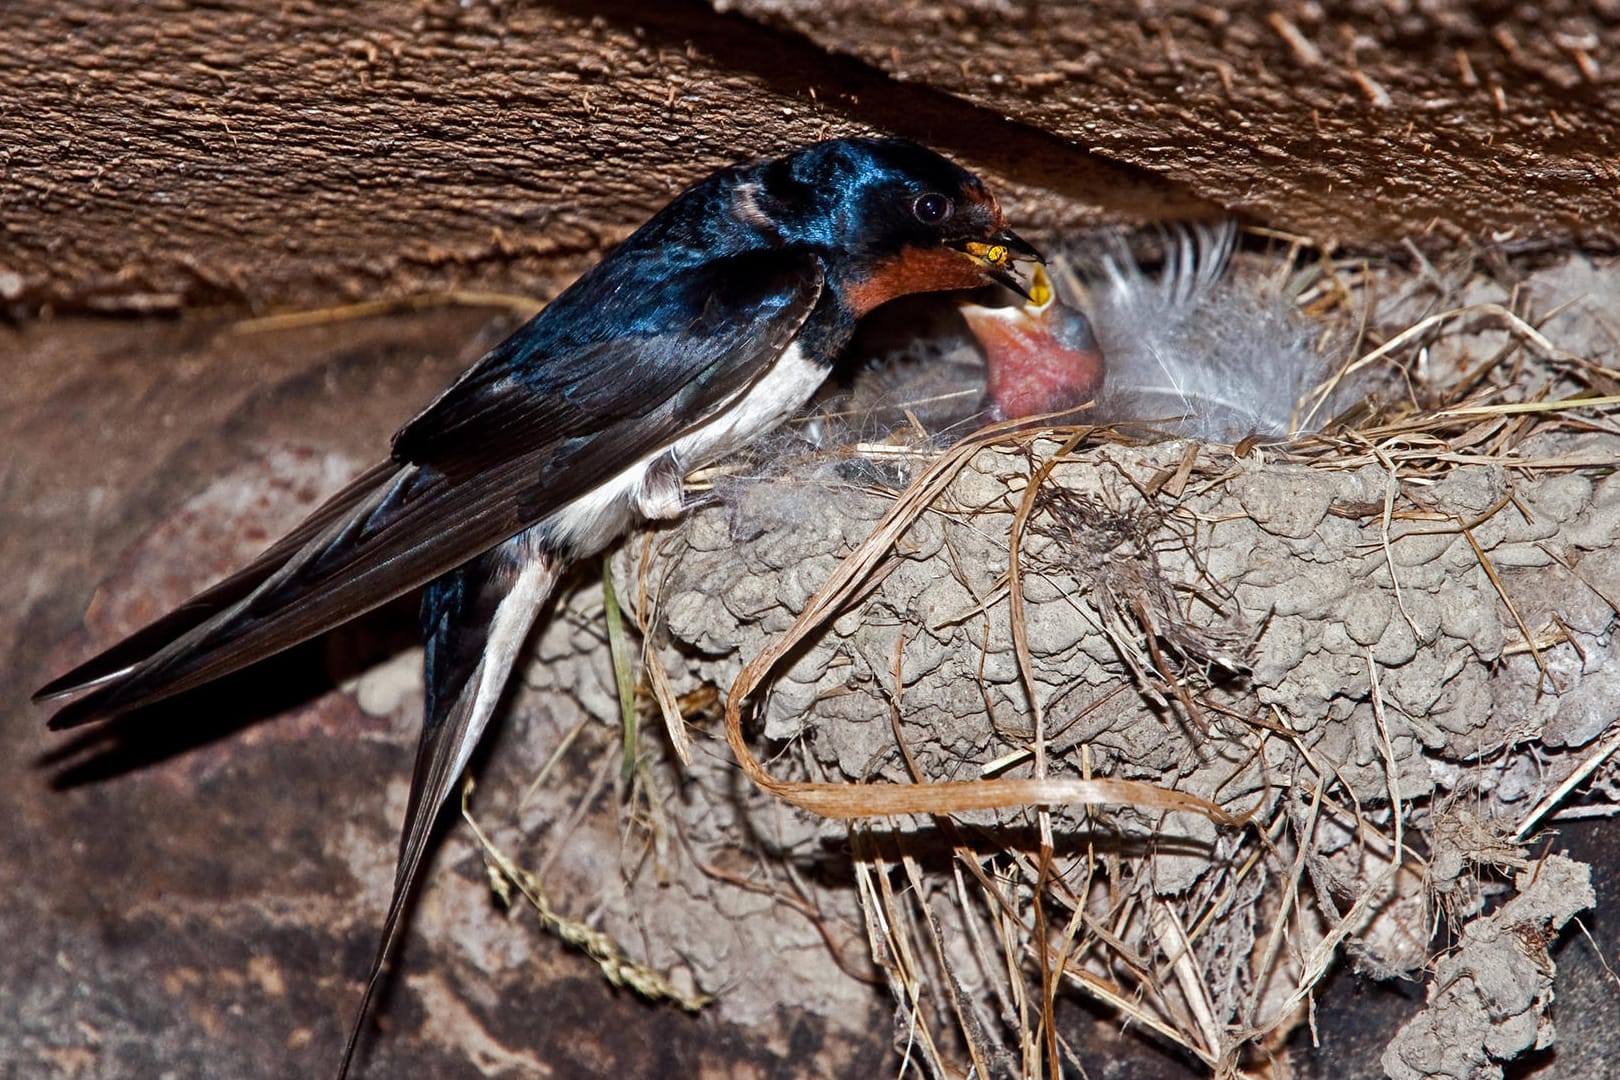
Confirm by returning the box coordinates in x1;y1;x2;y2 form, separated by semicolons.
963;240;1012;271
959;235;1043;300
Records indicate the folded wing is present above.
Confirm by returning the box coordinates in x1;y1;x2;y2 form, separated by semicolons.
38;250;825;728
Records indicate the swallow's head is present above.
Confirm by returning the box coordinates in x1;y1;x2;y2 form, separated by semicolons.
748;138;1042;315
961;264;1107;422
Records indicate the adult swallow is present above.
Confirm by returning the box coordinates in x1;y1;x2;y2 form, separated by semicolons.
33;136;1040;1076
960;263;1105;421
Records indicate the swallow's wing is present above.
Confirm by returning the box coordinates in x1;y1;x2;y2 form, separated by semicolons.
38;251;826;728
33;461;401;701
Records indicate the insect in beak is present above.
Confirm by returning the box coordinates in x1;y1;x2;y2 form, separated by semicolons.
957;229;1045;299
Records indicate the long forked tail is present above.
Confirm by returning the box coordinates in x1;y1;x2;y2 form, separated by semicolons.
337;539;560;1079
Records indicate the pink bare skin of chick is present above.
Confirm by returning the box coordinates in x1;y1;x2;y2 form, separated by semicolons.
960;265;1105;422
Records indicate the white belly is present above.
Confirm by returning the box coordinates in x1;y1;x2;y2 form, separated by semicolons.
542;340;825;556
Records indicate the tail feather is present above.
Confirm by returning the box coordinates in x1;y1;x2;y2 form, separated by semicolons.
337;541;558;1079
37;456;537;730
41;467;413;729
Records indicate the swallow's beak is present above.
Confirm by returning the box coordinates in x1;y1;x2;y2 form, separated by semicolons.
955;229;1045;300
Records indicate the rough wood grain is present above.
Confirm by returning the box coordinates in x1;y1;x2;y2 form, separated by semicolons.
1;0;1207;314
20;1;1609;315
719;0;1620;250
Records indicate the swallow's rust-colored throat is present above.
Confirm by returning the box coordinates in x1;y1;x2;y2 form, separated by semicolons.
845;247;999;316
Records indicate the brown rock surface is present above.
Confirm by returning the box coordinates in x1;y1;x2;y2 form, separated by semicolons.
2;0;1201;315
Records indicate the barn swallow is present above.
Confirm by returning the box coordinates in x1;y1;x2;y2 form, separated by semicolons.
960;263;1105;421
33;137;1039;1076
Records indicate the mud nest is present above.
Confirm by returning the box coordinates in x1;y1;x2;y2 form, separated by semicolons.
430;241;1620;1079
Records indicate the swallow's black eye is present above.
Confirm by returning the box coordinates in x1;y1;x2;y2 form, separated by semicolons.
912;193;953;225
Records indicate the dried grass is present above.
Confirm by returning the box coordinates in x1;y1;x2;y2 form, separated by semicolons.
457;237;1618;1078
695;239;1619;1077
213;228;1617;1075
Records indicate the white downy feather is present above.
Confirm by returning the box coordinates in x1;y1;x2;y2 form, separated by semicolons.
1071;222;1341;442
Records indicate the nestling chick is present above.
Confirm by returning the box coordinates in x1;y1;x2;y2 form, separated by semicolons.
960;264;1106;421
962;222;1339;441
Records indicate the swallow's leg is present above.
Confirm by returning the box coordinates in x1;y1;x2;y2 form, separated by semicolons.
634;452;689;521
338;535;559;1078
